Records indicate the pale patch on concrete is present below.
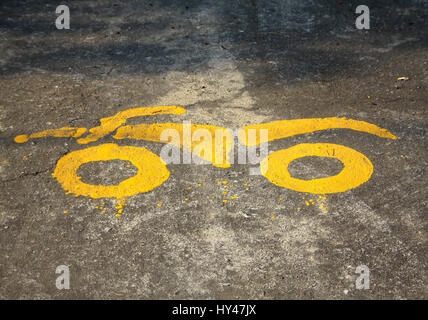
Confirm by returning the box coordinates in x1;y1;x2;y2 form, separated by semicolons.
336;196;391;233
371;37;418;53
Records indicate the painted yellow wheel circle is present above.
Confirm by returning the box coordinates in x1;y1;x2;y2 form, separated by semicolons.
52;143;170;199
260;143;373;194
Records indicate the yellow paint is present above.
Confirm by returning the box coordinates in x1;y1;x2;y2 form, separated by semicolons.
157;203;162;207
115;213;121;217
223;200;228;203
114;123;233;168
306;201;310;206
185;198;189;201
14;107;398;199
109;196;128;215
188;187;192;189
231;196;238;199
52;143;170;199
261;143;374;194
198;184;202;187
77;106;186;144
222;191;228;195
238;117;397;146
14;127;87;143
279;197;283;200
63;211;68;213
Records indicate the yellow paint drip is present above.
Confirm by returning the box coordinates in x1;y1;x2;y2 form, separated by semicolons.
15;127;87;143
239;117;397;146
261;143;373;194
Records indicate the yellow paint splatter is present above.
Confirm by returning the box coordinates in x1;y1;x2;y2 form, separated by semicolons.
157;203;162;207
63;211;68;213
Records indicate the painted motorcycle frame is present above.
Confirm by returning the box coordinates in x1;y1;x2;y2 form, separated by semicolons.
14;106;397;199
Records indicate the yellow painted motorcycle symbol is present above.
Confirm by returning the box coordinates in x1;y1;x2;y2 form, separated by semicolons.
14;106;397;199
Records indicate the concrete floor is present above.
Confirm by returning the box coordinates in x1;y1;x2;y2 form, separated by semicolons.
0;0;427;299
